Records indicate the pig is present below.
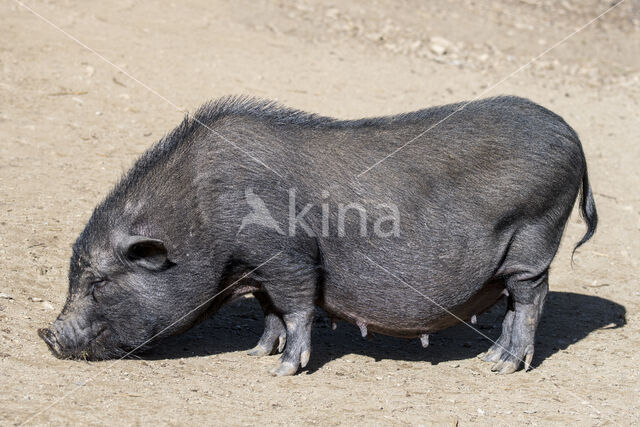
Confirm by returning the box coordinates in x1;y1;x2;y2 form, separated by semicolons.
39;95;597;375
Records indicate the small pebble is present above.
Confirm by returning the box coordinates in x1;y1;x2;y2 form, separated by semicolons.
428;36;452;55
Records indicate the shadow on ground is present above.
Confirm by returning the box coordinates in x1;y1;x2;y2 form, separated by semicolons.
142;291;626;372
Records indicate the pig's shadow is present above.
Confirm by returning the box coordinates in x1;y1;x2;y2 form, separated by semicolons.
143;291;626;372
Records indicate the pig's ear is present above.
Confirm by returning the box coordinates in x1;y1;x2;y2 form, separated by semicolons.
119;236;173;271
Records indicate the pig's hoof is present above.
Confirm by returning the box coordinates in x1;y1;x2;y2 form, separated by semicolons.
247;344;271;357
485;343;535;374
269;361;298;376
491;358;519;374
482;343;507;363
248;332;286;357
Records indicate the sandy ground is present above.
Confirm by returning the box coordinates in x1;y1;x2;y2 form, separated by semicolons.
1;0;639;425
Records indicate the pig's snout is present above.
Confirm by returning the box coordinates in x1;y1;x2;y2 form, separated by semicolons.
38;316;75;358
38;326;63;357
38;314;105;359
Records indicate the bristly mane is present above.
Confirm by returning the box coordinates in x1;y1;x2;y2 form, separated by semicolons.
154;94;480;160
194;95;340;128
130;95;343;182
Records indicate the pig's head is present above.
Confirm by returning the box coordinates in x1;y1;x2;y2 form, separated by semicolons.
38;223;213;360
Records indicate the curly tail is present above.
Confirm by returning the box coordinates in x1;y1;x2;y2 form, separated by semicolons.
573;169;598;257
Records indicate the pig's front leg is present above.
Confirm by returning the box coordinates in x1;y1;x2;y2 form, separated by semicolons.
248;292;286;356
269;309;314;376
258;260;318;376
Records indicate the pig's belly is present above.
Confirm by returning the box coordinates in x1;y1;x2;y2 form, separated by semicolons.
319;279;506;338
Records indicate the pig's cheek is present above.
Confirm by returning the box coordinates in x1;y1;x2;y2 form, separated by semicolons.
92;282;130;307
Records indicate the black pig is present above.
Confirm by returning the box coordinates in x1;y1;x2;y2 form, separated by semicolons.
39;95;597;375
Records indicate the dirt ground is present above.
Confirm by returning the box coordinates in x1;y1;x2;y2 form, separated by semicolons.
1;0;639;425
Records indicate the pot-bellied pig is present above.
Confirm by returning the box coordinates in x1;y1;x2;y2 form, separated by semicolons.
39;95;597;375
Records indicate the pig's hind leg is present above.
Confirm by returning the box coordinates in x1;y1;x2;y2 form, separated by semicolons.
248;292;286;357
482;215;564;373
483;271;548;374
